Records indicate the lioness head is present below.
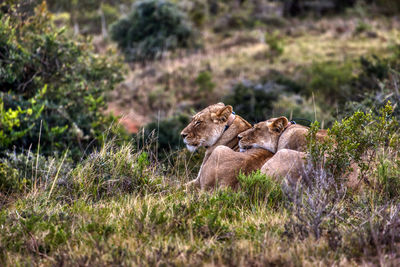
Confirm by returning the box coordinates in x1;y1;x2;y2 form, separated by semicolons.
238;116;289;153
180;103;233;152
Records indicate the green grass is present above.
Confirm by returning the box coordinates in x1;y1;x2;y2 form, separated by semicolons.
1;133;400;266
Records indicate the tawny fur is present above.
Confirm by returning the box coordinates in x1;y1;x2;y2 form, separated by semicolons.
195;147;273;190
180;103;252;189
239;117;361;189
238;116;327;154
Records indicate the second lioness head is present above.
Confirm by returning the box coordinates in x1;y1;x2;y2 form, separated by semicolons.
238;116;289;153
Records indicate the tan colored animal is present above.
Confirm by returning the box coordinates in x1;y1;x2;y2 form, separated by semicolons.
180;103;253;188
261;149;307;185
237;116;327;154
238;118;361;188
195;146;274;190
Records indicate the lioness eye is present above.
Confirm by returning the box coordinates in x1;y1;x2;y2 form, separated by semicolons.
195;121;202;125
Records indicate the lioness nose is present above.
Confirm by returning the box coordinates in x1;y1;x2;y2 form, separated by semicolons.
181;133;188;139
238;135;242;140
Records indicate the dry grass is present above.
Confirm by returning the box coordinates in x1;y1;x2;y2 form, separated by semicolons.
108;16;400;131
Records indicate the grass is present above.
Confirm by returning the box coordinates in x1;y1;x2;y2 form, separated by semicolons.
0;182;346;266
1;124;400;266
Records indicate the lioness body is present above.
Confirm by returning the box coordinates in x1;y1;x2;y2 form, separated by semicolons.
278;124;327;152
195;147;273;190
239;117;360;189
261;149;307;185
238;117;326;184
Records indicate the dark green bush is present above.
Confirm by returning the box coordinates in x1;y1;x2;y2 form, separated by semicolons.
0;3;126;159
265;31;284;62
223;80;282;123
110;0;196;62
140;113;190;157
305;61;355;105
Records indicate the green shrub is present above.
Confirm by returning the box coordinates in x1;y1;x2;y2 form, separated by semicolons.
305;61;355;105
354;20;372;35
110;0;196;62
307;102;399;186
223;80;281;124
140;113;190;157
194;70;216;107
0;3;126;159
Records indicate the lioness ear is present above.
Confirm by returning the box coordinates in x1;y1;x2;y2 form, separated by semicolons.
211;105;232;123
269;117;289;133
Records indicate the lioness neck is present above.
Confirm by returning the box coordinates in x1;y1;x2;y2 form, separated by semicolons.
204;115;251;162
213;115;251;150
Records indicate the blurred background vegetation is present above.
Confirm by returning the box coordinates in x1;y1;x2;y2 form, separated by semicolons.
1;0;400;163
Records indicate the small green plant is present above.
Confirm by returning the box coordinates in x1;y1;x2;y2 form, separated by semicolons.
237;171;284;208
194;70;216;106
354;20;372;35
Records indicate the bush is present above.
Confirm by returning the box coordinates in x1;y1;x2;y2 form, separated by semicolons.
307;102;399;190
110;0;196;62
305;61;355;105
0;151;73;195
0;3;126;159
223;80;282;124
140;113;191;158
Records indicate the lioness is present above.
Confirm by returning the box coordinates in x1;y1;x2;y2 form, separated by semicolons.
180;103;253;188
237;118;315;184
239;118;360;188
237;116;327;154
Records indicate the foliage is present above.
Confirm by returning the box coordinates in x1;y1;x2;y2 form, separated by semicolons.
237;171;284;208
265;31;284;62
223;80;282;124
62;142;163;201
140;113;191;158
307;102;399;191
0;3;126;159
46;0;132;34
272;94;334;127
194;70;216;107
305;60;355;105
110;0;196;62
0;151;72;195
